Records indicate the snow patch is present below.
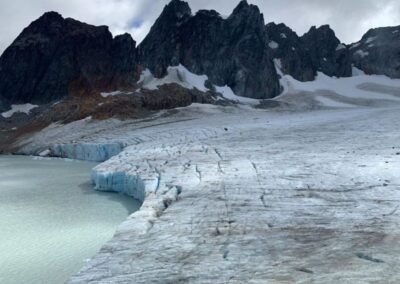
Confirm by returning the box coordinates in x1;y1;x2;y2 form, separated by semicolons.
365;36;376;44
268;41;279;49
354;50;369;58
352;66;366;76
1;104;38;118
138;65;209;92
280;33;287;39
101;91;123;98
336;44;346;51
276;70;400;102
215;85;259;106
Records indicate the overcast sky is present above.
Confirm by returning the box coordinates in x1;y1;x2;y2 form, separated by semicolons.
1;0;399;54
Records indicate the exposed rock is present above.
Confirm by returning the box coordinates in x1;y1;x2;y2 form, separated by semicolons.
138;0;281;99
0;11;137;105
351;26;400;78
266;22;315;81
137;0;191;77
301;25;352;77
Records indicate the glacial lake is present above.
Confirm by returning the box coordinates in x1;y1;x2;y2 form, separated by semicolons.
0;155;141;284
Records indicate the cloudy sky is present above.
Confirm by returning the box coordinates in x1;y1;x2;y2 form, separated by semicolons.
0;0;399;53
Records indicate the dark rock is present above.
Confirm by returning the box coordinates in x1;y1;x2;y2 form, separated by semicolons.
0;11;137;104
138;0;281;99
137;0;191;77
301;25;352;77
355;253;384;263
351;26;400;78
0;99;6;112
266;22;315;81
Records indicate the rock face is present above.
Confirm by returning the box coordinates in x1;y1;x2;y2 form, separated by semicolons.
0;12;137;105
351;26;400;78
138;0;281;99
266;22;315;81
301;25;352;77
1;0;399;107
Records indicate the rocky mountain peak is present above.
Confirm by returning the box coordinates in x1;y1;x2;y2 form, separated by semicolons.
231;0;255;15
266;22;316;81
138;0;280;99
160;0;191;20
0;11;136;104
228;0;265;33
305;25;339;46
137;0;192;77
301;24;351;77
351;25;400;78
34;11;64;23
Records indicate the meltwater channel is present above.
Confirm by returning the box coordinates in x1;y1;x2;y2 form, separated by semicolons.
0;155;141;284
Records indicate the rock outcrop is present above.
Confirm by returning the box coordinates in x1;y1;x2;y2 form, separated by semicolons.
266;22;315;81
351;26;400;78
301;25;352;77
0;11;137;105
138;0;281;99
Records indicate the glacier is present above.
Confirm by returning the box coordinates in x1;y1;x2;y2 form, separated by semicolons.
11;69;400;283
50;143;124;162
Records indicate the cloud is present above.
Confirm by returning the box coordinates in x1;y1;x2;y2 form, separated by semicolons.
1;0;399;54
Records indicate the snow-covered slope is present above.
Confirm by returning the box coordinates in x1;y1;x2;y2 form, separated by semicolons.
274;60;400;109
138;65;209;92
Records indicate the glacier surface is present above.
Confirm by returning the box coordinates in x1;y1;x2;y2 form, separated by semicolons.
13;71;400;283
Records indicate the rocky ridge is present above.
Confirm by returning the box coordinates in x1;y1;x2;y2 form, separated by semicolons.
351;26;400;78
0;11;137;105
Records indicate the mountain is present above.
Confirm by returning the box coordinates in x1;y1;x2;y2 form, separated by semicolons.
0;11;136;105
351;26;400;78
265;22;315;81
138;0;281;99
0;0;399;110
301;25;352;77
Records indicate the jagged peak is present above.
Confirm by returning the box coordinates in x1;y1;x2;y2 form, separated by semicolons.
303;24;339;42
113;33;136;45
163;0;192;19
195;9;221;18
307;24;335;34
28;11;65;29
37;11;64;22
361;25;400;40
230;0;261;17
266;22;295;32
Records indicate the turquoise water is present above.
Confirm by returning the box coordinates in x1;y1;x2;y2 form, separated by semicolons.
0;155;141;284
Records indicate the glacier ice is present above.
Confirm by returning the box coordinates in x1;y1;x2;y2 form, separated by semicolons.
50;143;123;162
